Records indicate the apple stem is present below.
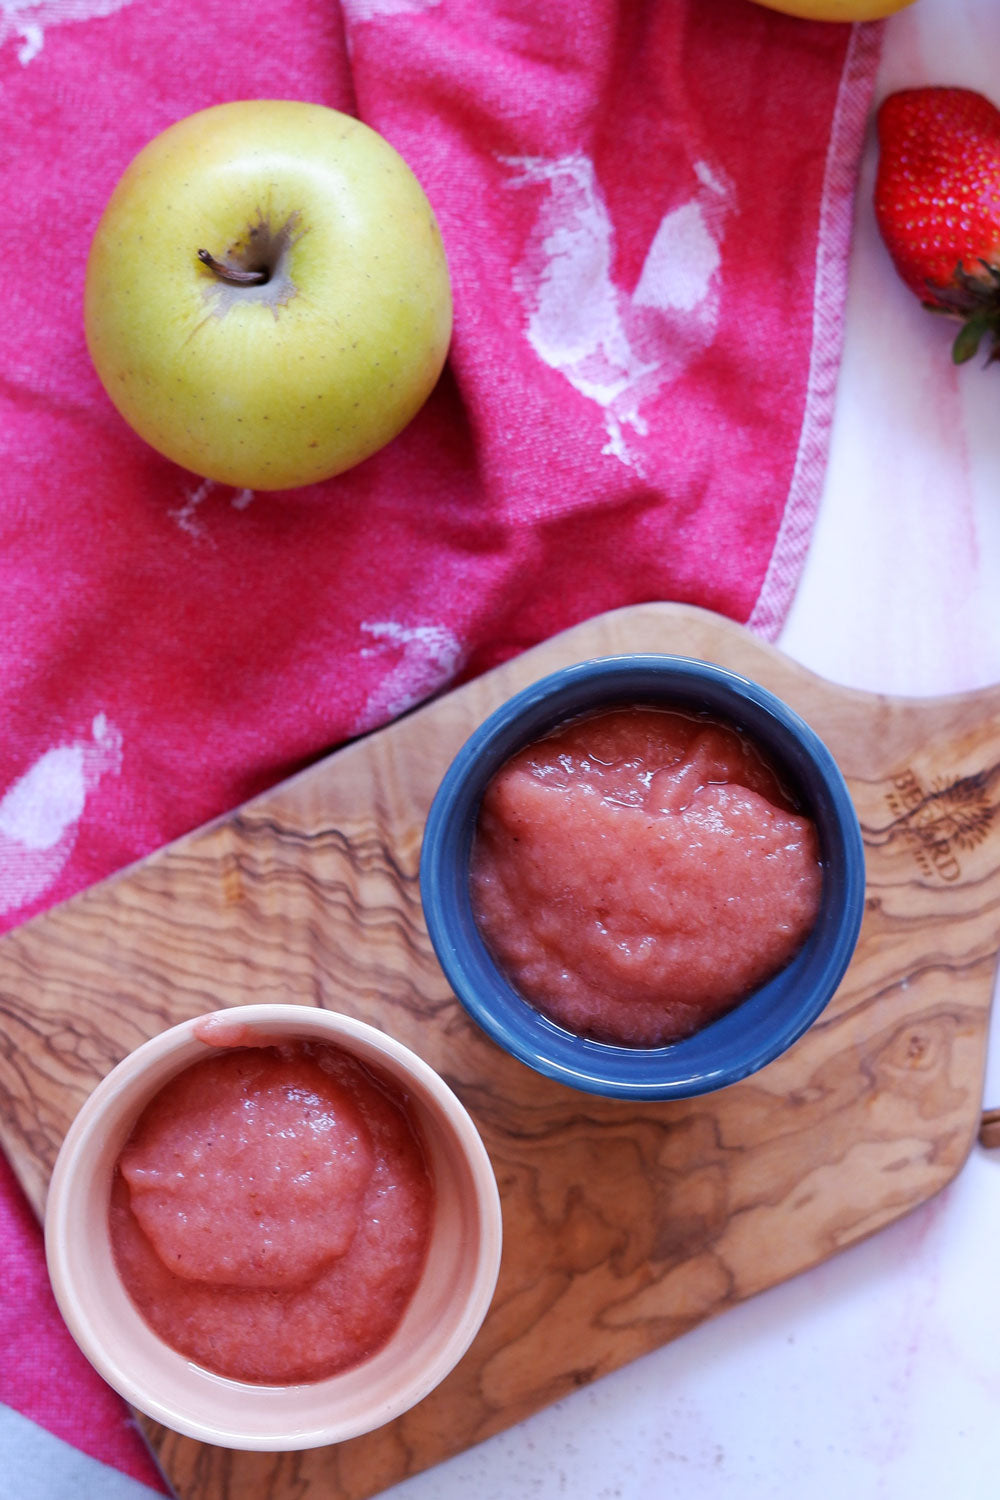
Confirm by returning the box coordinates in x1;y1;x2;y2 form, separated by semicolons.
197;249;269;286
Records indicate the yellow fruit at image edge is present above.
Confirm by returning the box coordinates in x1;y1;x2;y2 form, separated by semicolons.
746;0;916;19
84;100;454;492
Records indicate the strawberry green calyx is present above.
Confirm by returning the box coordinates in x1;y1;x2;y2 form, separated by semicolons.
923;261;1000;364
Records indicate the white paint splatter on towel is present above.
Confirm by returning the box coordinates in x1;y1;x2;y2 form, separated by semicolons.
358;621;463;732
341;0;439;21
502;151;731;471
168;478;216;540
0;0;136;66
167;479;255;539
0;714;123;915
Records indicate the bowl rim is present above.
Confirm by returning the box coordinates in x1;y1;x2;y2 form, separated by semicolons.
419;653;866;1100
44;1003;503;1450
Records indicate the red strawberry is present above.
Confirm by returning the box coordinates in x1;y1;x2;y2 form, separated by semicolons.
874;86;1000;364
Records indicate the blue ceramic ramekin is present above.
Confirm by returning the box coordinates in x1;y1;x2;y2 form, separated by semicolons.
419;655;865;1100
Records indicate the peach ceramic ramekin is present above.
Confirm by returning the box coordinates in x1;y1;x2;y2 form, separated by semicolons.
45;1003;502;1451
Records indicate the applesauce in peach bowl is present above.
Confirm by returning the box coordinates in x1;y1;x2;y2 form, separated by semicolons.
44;1004;502;1450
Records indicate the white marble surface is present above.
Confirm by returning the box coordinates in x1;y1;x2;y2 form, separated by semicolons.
387;3;1000;1497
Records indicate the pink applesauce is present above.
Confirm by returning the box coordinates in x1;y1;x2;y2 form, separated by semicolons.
470;707;822;1047
109;1037;433;1384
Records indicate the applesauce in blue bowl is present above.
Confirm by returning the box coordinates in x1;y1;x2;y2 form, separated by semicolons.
419;655;865;1100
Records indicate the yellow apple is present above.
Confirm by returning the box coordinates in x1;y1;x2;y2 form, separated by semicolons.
746;0;916;18
84;101;453;491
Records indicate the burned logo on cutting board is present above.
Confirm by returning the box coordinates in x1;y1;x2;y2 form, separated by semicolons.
886;767;996;882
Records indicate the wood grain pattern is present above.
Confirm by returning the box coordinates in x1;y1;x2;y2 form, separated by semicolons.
1;602;998;1500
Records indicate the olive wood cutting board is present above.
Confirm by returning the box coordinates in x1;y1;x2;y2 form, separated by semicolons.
1;601;999;1500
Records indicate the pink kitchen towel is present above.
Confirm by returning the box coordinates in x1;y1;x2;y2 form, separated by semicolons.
0;0;880;1489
